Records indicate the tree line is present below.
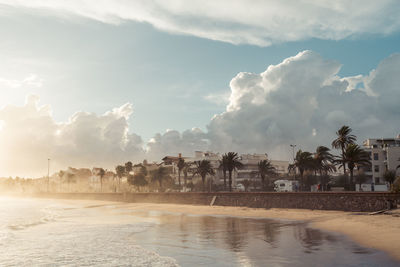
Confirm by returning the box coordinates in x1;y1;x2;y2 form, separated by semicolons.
2;125;399;193
291;125;398;191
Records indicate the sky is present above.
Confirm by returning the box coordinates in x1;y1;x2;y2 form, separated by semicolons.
0;1;399;177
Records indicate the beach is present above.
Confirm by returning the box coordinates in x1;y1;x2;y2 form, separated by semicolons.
2;196;400;266
54;198;400;262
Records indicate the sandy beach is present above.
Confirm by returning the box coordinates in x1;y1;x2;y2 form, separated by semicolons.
55;199;400;261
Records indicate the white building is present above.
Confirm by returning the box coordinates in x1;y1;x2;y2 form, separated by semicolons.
360;135;400;191
235;154;289;185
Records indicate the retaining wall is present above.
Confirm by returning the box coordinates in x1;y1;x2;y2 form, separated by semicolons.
34;192;400;212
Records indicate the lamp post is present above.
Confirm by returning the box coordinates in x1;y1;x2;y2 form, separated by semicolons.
290;144;296;163
47;158;50;192
290;144;297;179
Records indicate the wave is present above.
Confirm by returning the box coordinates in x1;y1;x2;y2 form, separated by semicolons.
7;205;60;231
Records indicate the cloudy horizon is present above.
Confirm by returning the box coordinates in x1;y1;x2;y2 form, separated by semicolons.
0;1;399;177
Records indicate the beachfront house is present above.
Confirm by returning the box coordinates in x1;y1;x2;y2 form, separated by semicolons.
357;135;400;191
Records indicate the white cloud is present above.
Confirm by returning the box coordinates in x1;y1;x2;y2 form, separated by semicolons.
204;91;230;106
1;1;400;46
0;96;144;177
146;128;209;160
0;74;43;89
205;51;400;158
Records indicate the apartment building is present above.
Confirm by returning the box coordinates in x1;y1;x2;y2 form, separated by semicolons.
235;154;289;184
361;135;400;191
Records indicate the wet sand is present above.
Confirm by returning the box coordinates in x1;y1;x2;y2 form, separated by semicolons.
55;199;400;261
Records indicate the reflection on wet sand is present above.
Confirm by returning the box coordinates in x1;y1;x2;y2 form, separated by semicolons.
128;211;397;266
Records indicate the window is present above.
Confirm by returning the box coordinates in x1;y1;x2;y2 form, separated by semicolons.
375;177;380;184
373;153;379;161
374;165;379;172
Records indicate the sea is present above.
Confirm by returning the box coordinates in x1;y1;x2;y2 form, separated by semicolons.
0;196;398;266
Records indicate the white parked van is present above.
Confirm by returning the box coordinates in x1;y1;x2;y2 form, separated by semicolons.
274;180;299;192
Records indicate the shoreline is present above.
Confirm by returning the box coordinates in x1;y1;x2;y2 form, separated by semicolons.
51;198;400;261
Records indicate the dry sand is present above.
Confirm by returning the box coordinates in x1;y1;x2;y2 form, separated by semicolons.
57;199;400;261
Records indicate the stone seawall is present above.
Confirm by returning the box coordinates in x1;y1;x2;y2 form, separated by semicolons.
35;192;400;212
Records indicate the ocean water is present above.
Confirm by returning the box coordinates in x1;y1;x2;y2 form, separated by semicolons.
0;196;398;267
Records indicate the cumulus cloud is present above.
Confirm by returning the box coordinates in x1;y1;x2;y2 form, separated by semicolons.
146;128;209;160
1;0;400;46
206;51;400;157
0;96;144;177
1;51;400;177
0;74;43;89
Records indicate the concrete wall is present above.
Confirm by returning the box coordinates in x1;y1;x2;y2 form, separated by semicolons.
34;192;400;212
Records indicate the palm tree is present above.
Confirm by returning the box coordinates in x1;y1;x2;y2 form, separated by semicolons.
294;150;314;190
58;170;65;192
98;168;105;192
219;155;229;191
192;160;215;192
92;168;106;192
383;170;397;189
331;125;356;174
313;146;335;188
336;143;370;188
314;146;334;167
182;162;191;188
177;157;185;188
257;160;276;190
150;166;170;191
125;161;133;175
115;165;125;192
65;172;75;192
137;164;148;176
129;172;148;192
225;152;243;192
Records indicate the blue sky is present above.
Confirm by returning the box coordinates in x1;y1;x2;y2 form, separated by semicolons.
1;4;399;140
0;1;399;176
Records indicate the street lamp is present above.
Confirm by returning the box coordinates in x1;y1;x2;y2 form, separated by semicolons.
47;158;50;193
290;144;296;163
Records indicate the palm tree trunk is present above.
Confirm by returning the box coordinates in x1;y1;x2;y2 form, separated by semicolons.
228;170;232;192
223;171;227;191
300;170;304;191
341;146;347;174
261;174;265;190
319;170;324;191
100;177;103;192
349;168;354;190
202;175;205;192
178;171;181;188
